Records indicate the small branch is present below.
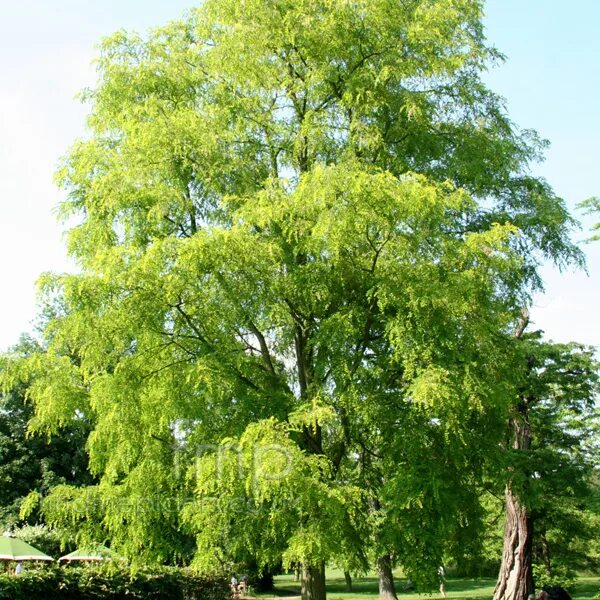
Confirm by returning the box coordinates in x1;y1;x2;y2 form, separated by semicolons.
247;321;276;376
514;307;530;339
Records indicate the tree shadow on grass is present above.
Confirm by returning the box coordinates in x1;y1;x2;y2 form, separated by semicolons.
258;588;301;598
326;577;380;596
444;579;496;593
571;579;600;600
326;578;495;594
266;576;597;600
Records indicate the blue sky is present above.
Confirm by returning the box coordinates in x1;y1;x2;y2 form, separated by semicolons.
0;0;598;351
482;0;600;345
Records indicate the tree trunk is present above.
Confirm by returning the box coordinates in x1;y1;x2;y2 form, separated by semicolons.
301;563;326;600
494;311;535;600
254;569;275;592
493;485;534;600
539;531;552;577
378;555;398;600
494;380;534;600
344;571;353;592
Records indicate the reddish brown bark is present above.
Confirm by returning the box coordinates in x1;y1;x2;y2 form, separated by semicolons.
494;309;534;600
493;484;534;600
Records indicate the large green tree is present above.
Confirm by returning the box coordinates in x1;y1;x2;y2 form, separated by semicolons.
9;2;582;600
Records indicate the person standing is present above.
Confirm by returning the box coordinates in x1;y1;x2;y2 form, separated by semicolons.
231;575;239;598
438;566;447;598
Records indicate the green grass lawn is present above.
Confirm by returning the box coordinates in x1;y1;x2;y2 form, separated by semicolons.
255;569;599;600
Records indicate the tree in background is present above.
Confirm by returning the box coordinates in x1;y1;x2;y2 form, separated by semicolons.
4;2;583;600
493;331;599;600
528;343;599;587
0;337;93;529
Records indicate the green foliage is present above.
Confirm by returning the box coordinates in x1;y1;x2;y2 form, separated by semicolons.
532;564;576;594
55;0;579;272
0;337;93;529
9;524;65;558
578;197;600;241
528;341;598;574
27;163;531;575
495;337;600;581
466;492;504;578
3;0;587;589
182;413;367;574
0;564;228;600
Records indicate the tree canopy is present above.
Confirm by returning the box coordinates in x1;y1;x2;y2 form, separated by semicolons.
504;337;600;585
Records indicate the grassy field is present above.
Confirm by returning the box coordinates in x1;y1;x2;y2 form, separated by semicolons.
256;569;600;600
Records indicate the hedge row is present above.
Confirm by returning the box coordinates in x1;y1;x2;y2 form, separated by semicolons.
0;564;229;600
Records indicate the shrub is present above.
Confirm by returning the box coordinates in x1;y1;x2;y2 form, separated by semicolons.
0;564;229;600
532;564;577;594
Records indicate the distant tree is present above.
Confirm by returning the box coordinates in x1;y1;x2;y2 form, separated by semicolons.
527;342;600;586
0;337;93;529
